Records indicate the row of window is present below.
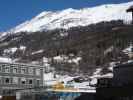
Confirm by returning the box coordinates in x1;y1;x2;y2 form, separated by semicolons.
0;77;41;86
0;64;41;76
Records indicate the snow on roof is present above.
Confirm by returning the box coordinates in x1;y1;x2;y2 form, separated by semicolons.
127;5;133;12
123;45;133;53
43;72;55;81
0;57;12;63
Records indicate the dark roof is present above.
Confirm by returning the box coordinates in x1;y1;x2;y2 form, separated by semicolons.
114;62;133;69
127;5;133;12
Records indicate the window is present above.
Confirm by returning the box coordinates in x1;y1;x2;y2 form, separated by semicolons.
36;69;40;76
21;78;26;84
36;79;40;86
28;79;33;85
5;66;10;73
0;76;2;84
13;77;18;84
5;77;10;84
13;67;18;73
21;67;26;74
28;67;34;75
0;65;2;72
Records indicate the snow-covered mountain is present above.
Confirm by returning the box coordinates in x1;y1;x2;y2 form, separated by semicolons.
9;1;133;33
0;1;132;80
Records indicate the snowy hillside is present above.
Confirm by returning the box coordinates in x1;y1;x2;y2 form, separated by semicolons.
9;1;133;33
0;1;132;84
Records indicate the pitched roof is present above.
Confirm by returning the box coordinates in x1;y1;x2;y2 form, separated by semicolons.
114;62;133;69
127;5;133;12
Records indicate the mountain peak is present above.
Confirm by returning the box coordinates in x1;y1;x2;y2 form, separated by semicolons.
35;11;53;19
9;1;133;33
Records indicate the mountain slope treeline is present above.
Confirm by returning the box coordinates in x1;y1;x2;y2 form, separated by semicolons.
0;20;132;76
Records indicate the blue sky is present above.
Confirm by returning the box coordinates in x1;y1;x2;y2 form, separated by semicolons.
0;0;131;32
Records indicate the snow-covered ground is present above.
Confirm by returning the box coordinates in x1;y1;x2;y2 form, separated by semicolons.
123;44;133;62
53;55;82;65
43;69;112;91
4;46;26;55
5;47;17;53
90;68;113;79
123;44;133;54
31;50;44;55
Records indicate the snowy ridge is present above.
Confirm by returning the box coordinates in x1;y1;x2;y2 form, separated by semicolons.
9;1;133;33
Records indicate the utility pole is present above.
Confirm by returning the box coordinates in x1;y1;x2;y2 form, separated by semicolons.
127;5;133;25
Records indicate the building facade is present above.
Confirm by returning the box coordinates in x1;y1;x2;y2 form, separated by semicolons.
0;62;44;91
113;62;133;86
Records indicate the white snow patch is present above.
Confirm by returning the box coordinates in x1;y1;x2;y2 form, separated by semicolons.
100;73;113;78
44;72;55;81
73;82;90;89
58;75;74;84
43;57;51;67
53;55;68;62
31;50;43;55
53;55;82;64
89;73;113;85
108;66;113;71
89;67;113;85
68;57;82;64
19;46;26;50
4;46;26;54
0;57;12;63
127;60;133;63
123;45;133;54
109;62;118;71
104;46;114;55
90;78;97;85
4;47;17;54
10;47;17;53
93;68;102;75
43;72;96;90
43;57;49;63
